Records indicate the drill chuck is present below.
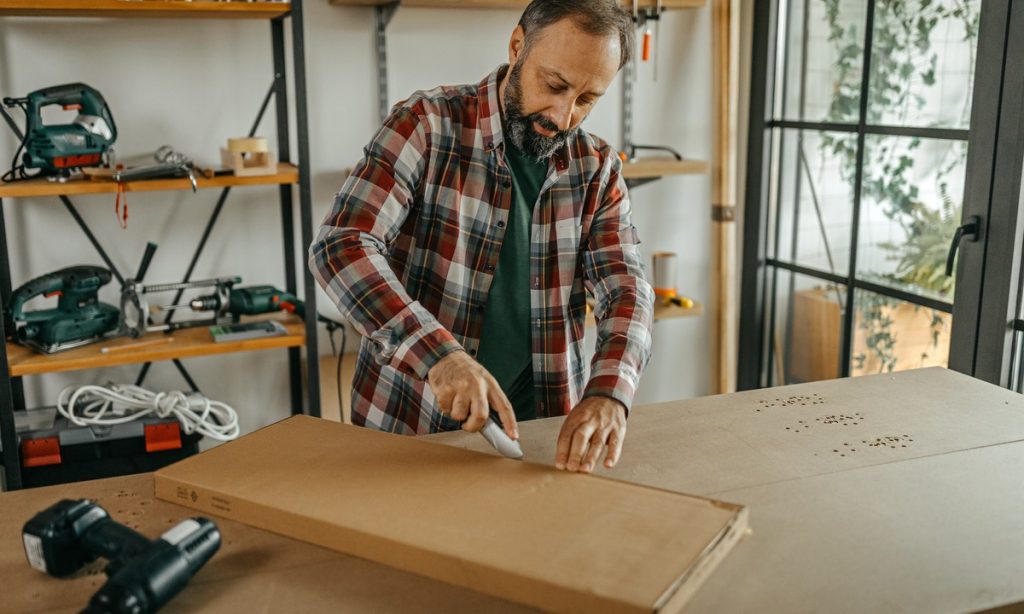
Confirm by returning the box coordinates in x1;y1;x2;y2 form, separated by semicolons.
189;296;219;312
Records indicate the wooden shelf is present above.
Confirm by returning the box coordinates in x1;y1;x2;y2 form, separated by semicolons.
7;314;305;377
0;163;298;199
621;157;710;180
586;300;702;328
0;0;291;19
330;0;703;8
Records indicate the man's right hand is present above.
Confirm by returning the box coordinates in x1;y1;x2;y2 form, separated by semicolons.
427;351;518;439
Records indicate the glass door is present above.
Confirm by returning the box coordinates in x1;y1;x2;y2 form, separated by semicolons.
739;0;1020;389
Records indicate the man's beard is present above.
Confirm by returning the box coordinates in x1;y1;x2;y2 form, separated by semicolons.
503;62;575;160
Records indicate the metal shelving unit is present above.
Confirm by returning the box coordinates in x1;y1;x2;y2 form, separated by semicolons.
0;0;321;490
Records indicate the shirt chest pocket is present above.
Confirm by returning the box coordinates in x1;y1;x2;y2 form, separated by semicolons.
552;218;584;254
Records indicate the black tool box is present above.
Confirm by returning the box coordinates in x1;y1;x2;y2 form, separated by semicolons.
11;407;200;488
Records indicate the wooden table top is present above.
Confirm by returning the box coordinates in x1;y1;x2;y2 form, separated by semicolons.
4;367;1024;613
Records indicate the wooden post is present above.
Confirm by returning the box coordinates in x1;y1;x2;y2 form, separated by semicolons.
712;0;739;393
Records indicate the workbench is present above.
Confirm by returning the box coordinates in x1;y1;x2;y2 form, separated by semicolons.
4;367;1024;613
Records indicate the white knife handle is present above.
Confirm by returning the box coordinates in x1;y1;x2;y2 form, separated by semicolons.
480;420;524;460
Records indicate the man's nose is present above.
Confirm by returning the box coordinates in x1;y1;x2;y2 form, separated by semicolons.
550;101;574;132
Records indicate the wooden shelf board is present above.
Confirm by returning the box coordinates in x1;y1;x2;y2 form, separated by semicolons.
7;314;305;377
0;0;291;19
329;0;703;9
621;157;710;180
0;163;298;199
586;300;702;328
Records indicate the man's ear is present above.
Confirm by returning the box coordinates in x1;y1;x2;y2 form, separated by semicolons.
508;25;526;66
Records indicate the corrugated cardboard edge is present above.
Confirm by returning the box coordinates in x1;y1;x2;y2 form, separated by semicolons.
153;472;654;613
653;504;749;613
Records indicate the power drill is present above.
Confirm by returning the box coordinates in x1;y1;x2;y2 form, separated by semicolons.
189;284;304;320
22;499;220;613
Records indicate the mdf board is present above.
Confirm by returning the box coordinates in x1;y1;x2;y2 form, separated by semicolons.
155;416;748;613
685;439;1024;613
435;368;1024;498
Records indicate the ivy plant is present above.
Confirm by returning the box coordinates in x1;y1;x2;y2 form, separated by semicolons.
816;0;978;373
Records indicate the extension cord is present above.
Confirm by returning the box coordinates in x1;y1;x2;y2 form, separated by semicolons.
56;384;240;442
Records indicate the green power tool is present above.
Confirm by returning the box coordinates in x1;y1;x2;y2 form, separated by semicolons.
190;285;305;320
9;266;122;353
2;83;117;181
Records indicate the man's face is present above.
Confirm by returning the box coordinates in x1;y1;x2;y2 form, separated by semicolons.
502;19;621;160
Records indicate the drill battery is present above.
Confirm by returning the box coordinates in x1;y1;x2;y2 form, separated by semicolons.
12;407;200;488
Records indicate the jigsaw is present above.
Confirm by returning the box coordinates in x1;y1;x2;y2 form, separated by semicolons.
2;83;116;181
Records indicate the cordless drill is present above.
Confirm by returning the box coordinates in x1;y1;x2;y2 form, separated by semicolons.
189;284;304;320
22;499;221;613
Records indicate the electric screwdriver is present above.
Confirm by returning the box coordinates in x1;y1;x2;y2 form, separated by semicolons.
22;499;220;613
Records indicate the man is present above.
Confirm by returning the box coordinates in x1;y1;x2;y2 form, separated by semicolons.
309;0;654;474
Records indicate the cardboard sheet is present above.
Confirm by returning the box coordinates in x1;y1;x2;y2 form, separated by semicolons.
436;367;1024;496
154;415;747;613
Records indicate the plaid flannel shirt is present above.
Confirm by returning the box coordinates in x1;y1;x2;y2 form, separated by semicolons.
309;66;654;435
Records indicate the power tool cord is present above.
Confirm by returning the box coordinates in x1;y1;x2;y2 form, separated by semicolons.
1;100;30;183
56;383;240;441
319;314;347;420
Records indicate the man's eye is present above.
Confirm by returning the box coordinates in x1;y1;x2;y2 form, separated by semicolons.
578;98;595;107
548;83;567;93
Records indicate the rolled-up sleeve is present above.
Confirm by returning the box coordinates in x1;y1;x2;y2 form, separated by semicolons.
580;155;655;413
309;104;462;380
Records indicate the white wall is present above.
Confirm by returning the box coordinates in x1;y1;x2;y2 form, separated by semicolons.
0;1;714;438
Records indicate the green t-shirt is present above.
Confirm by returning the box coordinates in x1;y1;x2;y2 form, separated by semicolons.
476;140;547;422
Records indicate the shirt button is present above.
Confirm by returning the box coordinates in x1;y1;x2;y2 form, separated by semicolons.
487;141;494;149
496;221;505;228
476;304;485;313
486;264;495;272
469;349;477;356
502;180;512;188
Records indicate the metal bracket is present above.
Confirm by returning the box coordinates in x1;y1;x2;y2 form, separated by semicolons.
712;204;736;223
375;1;402;123
625;177;659;190
621;6;676;191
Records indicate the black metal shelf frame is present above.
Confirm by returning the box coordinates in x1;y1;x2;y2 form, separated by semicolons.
0;3;321;490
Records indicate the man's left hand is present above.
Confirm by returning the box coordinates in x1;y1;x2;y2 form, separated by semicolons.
555;396;626;473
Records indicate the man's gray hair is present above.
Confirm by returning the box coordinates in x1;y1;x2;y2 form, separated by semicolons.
518;0;635;69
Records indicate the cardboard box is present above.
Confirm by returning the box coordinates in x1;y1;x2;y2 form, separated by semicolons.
154;415;747;613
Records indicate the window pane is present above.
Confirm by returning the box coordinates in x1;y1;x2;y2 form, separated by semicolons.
776;129;856;275
851;290;951;375
778;0;866;124
856;136;967;304
772;271;848;384
867;0;981;130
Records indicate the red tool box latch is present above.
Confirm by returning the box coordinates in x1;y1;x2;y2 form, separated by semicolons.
145;422;183;453
21;437;62;468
